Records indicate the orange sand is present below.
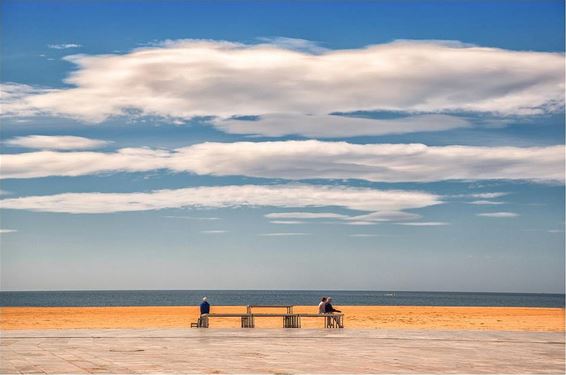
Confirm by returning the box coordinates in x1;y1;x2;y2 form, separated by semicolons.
1;306;563;331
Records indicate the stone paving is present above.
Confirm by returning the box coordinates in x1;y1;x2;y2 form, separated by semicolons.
1;328;564;374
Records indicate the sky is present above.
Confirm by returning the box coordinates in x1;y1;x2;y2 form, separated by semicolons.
0;0;564;293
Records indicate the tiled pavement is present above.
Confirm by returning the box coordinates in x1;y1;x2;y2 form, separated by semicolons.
1;328;564;374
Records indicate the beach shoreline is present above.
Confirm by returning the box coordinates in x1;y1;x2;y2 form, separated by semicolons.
1;305;563;331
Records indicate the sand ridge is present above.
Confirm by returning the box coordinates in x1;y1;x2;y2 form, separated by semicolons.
1;305;564;331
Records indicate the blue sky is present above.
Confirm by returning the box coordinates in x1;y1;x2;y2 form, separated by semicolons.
1;0;564;293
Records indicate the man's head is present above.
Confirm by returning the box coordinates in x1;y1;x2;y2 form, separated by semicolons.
321;297;327;302
202;296;208;302
327;297;332;303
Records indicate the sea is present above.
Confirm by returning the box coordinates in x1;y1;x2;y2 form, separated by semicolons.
0;290;564;307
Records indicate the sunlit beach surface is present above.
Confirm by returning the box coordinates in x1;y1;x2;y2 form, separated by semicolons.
1;305;563;331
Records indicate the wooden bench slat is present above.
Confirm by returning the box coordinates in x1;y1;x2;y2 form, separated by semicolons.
203;314;251;317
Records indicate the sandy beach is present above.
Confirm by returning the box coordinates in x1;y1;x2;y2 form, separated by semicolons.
1;305;563;331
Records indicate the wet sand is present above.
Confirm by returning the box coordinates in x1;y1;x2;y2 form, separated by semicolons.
1;305;564;331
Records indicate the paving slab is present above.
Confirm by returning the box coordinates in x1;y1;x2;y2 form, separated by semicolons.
1;328;564;374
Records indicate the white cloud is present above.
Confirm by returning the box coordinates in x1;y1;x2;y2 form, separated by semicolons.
0;229;17;234
265;212;349;219
348;211;421;222
212;113;470;137
270;220;305;225
0;184;441;214
259;232;310;236
1;147;171;179
477;212;519;218
4;135;110;150
344;221;376;226
47;43;82;49
468;200;505;205
164;216;220;221
2;140;562;183
2;40;563;122
201;230;227;234
459;192;509;199
0;83;52;117
397;222;449;226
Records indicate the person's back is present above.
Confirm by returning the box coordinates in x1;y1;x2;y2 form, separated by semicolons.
200;297;210;315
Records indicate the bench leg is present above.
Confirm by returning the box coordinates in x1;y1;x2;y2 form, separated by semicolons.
324;315;341;328
199;316;209;328
241;315;255;328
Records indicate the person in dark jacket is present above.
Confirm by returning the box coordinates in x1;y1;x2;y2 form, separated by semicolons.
325;297;342;326
200;296;210;315
324;297;341;313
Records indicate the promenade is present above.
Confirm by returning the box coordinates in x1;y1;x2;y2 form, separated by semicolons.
1;328;564;373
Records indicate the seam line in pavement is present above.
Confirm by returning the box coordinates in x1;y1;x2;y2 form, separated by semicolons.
2;336;564;345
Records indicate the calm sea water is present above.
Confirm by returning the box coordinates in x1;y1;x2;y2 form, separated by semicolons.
0;290;563;307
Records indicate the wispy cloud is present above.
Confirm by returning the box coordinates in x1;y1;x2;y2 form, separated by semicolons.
397;222;450;226
213;113;470;137
2;141;563;183
270;220;305;225
47;43;81;49
3;39;563;122
348;211;421;222
164;216;220;221
201;230;227;234
4;135;110;150
265;212;349;219
0;184;441;214
462;193;509;199
477;212;519;218
0;229;17;234
468;200;505;205
259;232;310;236
344;221;377;226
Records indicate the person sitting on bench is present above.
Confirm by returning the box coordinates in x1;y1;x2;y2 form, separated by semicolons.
318;296;327;314
325;297;341;326
324;297;341;314
200;296;210;315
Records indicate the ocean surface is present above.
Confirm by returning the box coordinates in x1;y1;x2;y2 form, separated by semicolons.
0;290;564;307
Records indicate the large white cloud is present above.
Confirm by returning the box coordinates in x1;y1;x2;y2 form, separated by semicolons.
1;39;563;124
2;140;563;183
0;184;441;214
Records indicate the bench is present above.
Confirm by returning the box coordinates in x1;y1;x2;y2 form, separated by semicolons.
298;313;344;328
193;312;344;329
196;313;254;328
251;313;301;328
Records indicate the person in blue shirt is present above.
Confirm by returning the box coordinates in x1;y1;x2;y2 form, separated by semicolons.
200;296;210;315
